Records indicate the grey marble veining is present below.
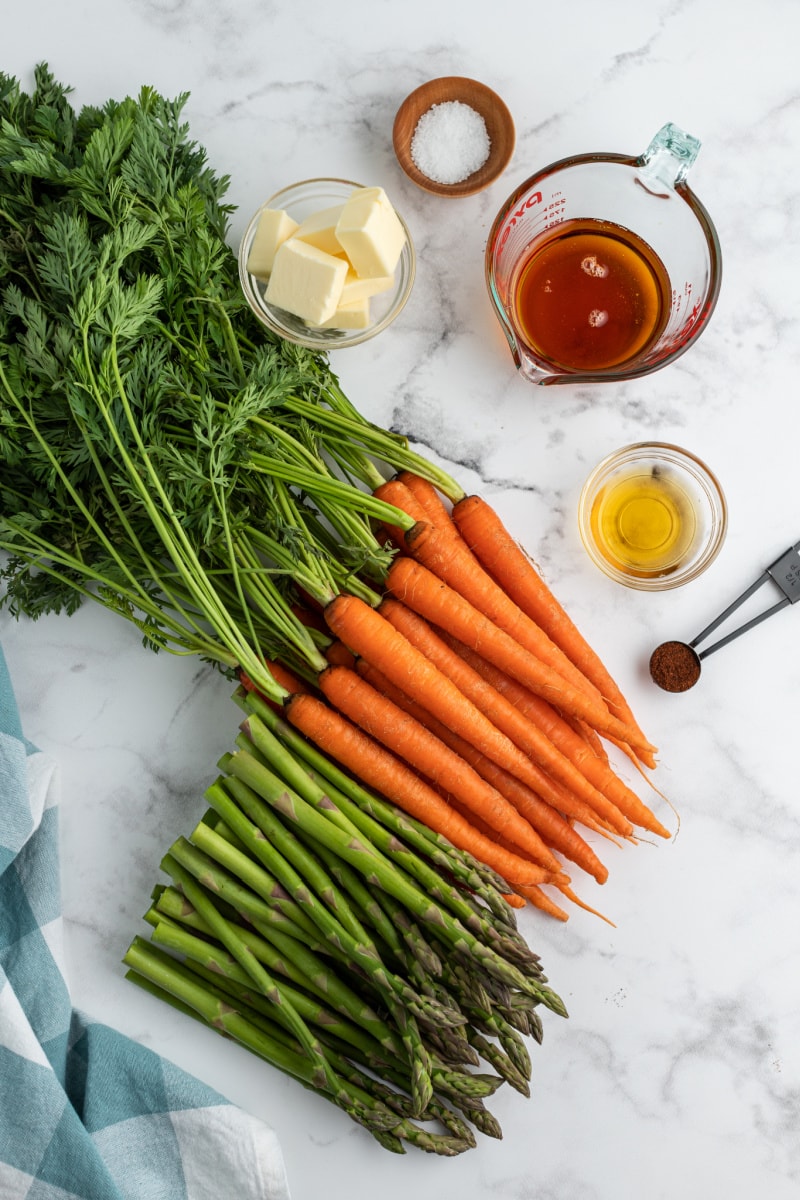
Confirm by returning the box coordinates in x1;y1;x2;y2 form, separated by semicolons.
3;1;800;1197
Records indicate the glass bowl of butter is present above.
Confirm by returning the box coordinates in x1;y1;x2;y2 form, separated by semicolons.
238;178;416;349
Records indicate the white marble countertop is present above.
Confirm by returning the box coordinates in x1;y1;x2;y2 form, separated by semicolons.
3;2;800;1197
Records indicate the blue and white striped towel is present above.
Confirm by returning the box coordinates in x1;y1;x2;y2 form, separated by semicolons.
0;645;291;1200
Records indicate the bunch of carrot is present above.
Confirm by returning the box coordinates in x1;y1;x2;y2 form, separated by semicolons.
241;468;669;923
0;71;666;928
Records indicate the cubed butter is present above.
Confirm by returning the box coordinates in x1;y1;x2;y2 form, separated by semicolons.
334;187;406;278
246;208;299;279
292;205;345;256
264;239;348;325
340;266;394;306
316;297;372;330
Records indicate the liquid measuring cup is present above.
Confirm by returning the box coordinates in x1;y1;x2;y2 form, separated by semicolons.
485;123;722;385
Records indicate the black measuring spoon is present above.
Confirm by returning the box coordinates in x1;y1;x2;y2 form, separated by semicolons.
650;539;800;692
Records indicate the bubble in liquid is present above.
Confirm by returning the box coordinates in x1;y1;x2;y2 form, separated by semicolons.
588;309;609;327
581;255;609;278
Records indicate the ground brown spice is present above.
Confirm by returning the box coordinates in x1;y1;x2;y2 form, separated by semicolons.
649;640;702;692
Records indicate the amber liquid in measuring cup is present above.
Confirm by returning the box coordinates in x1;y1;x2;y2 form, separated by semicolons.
511;218;672;373
589;465;699;578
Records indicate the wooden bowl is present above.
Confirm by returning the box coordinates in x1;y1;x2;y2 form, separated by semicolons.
393;76;515;198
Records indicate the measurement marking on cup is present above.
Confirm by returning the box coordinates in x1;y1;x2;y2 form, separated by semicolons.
499;191;542;249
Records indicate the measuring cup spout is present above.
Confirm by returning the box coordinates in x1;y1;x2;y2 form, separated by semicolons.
486;281;558;383
637;123;702;195
515;346;562;385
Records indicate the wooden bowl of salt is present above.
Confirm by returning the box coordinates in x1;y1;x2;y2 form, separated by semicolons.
393;77;515;198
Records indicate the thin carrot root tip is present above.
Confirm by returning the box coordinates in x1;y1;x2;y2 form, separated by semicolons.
556;884;616;928
514;884;570;921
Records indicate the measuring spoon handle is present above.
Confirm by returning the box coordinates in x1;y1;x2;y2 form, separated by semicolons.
694;596;791;661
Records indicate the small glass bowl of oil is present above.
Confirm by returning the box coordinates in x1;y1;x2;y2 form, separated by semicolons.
578;443;727;590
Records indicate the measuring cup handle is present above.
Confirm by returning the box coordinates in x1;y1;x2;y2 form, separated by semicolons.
638;123;702;192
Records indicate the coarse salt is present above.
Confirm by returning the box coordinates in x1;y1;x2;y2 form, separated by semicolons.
410;100;491;186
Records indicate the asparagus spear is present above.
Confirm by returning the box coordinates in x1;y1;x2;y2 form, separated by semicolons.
123;940;407;1142
125;683;567;1153
465;1028;531;1097
240;710;534;968
221;770;374;947
149;918;397;1063
160;854;343;1095
169;830;321;945
166;835;404;1058
205;776;466;1030
223;745;568;1017
235;689;516;909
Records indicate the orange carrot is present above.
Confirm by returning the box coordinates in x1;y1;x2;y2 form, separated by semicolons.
323;592;633;840
404;518;609;708
453;636;608;767
437;796;572;920
367;648;618;844
239;660;310;709
354;657;564;872
283;691;553;888
444;635;670;839
317;663;561;868
385;555;657;758
324;639;357;668
372;478;428;544
452;494;656;768
513;880;616;925
377;596;635;836
378;482;649;772
552;882;616;927
395;472;466;544
570;719;610;764
514;885;569;922
324;592;633;832
356;655;608;882
448;793;613;923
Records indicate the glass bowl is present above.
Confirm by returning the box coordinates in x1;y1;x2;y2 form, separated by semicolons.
238;177;416;349
578;442;728;591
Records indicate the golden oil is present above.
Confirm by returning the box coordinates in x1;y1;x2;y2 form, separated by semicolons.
589;465;698;578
